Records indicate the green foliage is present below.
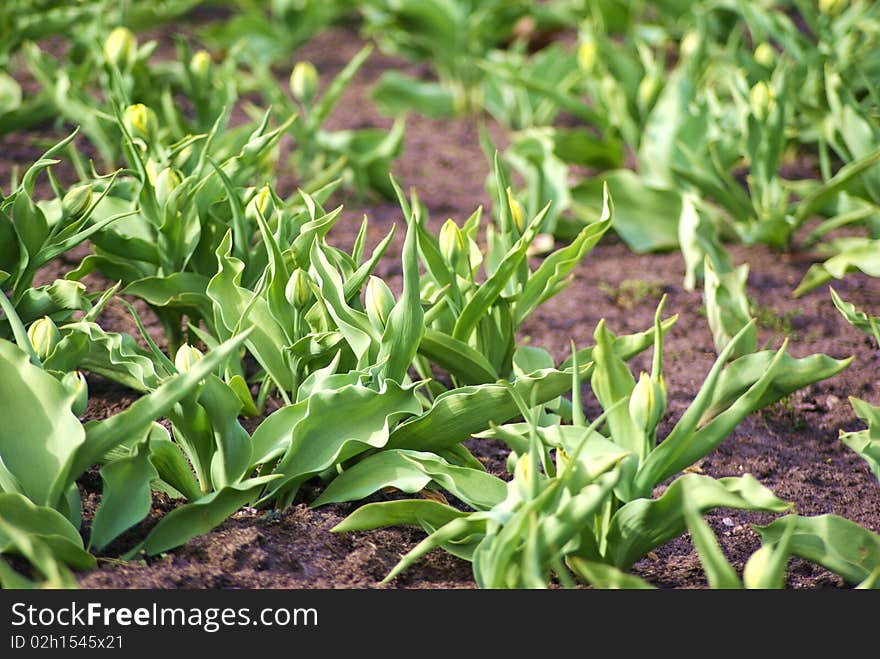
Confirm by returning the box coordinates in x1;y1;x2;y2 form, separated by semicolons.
333;301;847;587
365;0;534;116
416;160;610;384
0;330;250;581
703;258;756;359
795;239;880;297
686;503;795;589
757;514;880;587
3;0;880;592
830;287;880;345
199;0;353;65
0;132;127;338
245;45;406;198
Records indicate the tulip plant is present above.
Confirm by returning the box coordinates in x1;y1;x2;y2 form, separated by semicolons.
365;0;535;117
247;46;406;198
200;177;646;509
65;100;298;356
198;0;352;66
330;301;851;587
0;131;131;338
0;1;201;134
410;157;611;387
21;23;243;165
830;288;880;346
0;319;252;586
482;0;880;289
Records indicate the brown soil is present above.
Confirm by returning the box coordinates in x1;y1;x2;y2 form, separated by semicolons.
3;20;879;590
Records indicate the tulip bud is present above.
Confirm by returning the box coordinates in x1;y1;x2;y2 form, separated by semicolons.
750;80;774;121
513;453;535;499
742;544;780;589
174;343;203;373
103;27;138;71
637;74;660;112
365;276;395;330
290;61;319;105
286;268;312;310
61;183;93;220
819;0;845;16
153;167;181;209
577;39;597;72
628;372;667;433
28;316;61;361
241;129;276;160
600;76;622;110
62;371;88;417
438;219;465;266
123;103;158;144
245;185;273;224
680;31;700;58
506;187;525;233
555;447;570;474
189;49;212;83
173;144;194;170
753;42;775;68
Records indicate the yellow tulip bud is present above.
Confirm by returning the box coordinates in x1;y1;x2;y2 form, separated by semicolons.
173;144;194;170
680;31;700;59
506;187;525;233
290;61;319;104
62;371;88;417
365;275;395;330
819;0;845;16
637;75;660;112
286;269;313;310
103;27;137;71
513;453;536;499
153;167;181;209
148;167;180;209
555;447;570;474
629;372;667;433
145;159;160;181
61;183;93;220
28;316;61;361
754;42;775;68
743;544;777;589
578;39;597;72
245;186;274;224
190;49;212;82
0;71;22;112
174;344;203;373
750;80;774;121
123;103;158;144
438;219;465;266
